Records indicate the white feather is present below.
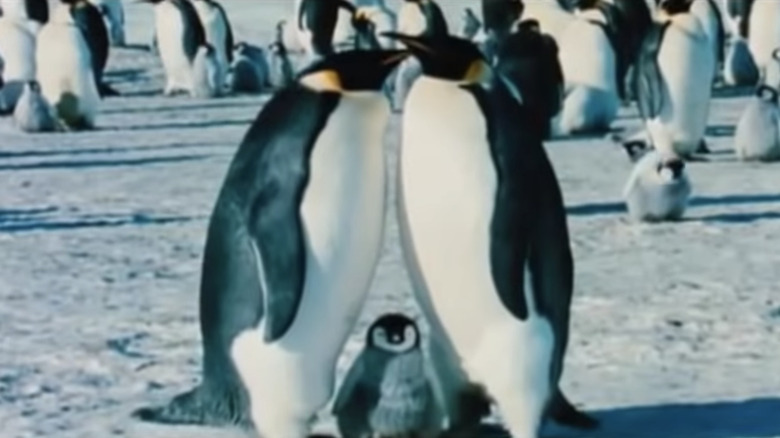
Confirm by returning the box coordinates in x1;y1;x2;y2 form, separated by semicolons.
154;1;196;95
0;17;36;81
748;0;780;71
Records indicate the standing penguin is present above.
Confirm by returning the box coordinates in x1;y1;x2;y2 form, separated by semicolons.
724;34;759;86
333;314;440;438
88;0;126;47
688;0;725;83
459;7;481;40
143;0;206;96
191;43;223;98
228;42;270;94
0;0;48;32
296;0;357;60
59;0;117;97
746;0;780;74
13;80;61;133
133;49;408;433
267;20;296;90
387;32;597;438
634;0;715;158
36;5;100;129
0;16;36;82
734;84;780;162
624;149;692;222
190;0;233;94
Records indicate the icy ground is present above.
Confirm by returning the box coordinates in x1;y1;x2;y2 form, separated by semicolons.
1;1;779;437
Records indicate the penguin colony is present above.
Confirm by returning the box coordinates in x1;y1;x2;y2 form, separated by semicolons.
1;0;779;437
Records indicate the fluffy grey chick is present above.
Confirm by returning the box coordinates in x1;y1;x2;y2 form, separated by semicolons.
333;313;440;438
13;80;60;133
228;42;269;94
734;84;780;162
192;43;224;98
624;149;692;222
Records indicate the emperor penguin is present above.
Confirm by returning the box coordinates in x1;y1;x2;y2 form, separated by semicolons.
479;0;524;62
354;0;398;49
746;0;780;74
191;43;223;98
59;0;117;97
295;0;357;60
624;149;692;222
144;0;206;96
36;4;100;129
88;0;126;47
333;313;440;438
13;80;61;133
190;0;233;95
0;0;48;32
553;5;620;135
228;42;270;94
734;84;780;162
0;16;36;81
495;19;565;139
132;48;408;434
688;0;725;82
723;35;759;86
267;20;296;90
386;31;598;438
634;0;715;158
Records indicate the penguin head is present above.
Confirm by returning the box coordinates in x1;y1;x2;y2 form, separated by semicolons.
383;33;492;84
297;49;408;93
367;313;420;354
657;157;685;181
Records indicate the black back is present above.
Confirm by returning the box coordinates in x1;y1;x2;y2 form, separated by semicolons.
633;21;672;121
25;0;48;23
204;86;340;343
299;0;356;56
172;0;207;62
69;1;109;85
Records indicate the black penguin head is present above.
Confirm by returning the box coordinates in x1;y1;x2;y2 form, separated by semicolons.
658;158;685;180
367;313;420;354
383;33;492;83
757;84;780;105
297;49;408;93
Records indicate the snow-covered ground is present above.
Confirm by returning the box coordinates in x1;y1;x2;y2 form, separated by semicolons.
1;1;780;437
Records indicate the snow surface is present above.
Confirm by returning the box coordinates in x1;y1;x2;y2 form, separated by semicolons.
1;1;780;437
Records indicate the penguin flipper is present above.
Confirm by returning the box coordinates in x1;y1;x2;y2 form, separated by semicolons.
634;22;670;120
548;389;599;430
214;2;235;63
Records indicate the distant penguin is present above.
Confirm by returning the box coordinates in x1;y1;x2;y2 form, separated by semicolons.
144;0;206;96
480;0;523;61
624;149;692;222
228;42;269;94
723;35;759;86
133;49;408;433
635;0;715;158
734;84;780;161
689;0;725;82
191;43;223;98
295;0;357;59
190;0;233;94
459;7;481;40
88;0;125;47
495;19;564;139
267;20;295;90
60;0;117;97
387;32;598;437
0;0;48;32
333;314;440;438
746;0;780;73
0;16;36;81
354;0;398;48
13;80;61;133
36;5;100;129
554;6;620;135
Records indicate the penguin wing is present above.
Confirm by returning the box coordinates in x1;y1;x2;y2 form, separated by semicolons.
214;1;235;63
228;87;341;342
634;21;671;121
421;1;449;37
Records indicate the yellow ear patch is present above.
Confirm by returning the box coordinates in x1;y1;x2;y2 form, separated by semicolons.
464;60;493;84
299;70;343;92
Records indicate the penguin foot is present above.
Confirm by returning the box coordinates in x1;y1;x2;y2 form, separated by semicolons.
548;390;599;430
99;83;121;98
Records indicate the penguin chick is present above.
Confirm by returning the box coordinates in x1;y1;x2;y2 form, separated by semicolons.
623;149;692;222
724;35;759;86
266;20;295;90
191;43;223;98
734;84;780;162
13;80;61;133
333;313;440;438
228;42;269;94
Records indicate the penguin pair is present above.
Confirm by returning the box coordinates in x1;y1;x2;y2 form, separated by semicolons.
133;48;410;435
266;20;296;90
734;84;780;162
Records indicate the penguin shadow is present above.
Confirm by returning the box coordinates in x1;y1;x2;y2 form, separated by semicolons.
567;193;780;219
102;98;266;115
0;142;219;159
117;117;254;131
712;84;758;99
103;68;147;83
0;154;213;172
550;127;626;143
0;208;200;233
705;125;736;138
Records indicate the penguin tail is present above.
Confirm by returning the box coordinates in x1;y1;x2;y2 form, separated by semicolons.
132;384;249;427
549;389;599;430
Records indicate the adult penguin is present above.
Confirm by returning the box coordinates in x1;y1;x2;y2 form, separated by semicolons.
0;15;37;82
142;0;206;96
480;0;523;61
296;0;357;59
688;0;724;82
132;48;408;434
745;0;780;73
0;0;48;31
634;0;714;158
190;0;233;92
59;0;117;97
386;31;598;438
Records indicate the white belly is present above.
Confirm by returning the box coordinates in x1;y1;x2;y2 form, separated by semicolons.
0;18;36;81
649;15;714;155
35;19;100;127
231;93;389;422
559;18;618;93
748;0;780;70
155;2;194;91
690;0;721;65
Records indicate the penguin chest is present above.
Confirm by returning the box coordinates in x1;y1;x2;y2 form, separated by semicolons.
155;3;192;83
400;79;505;349
558;19;617;92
